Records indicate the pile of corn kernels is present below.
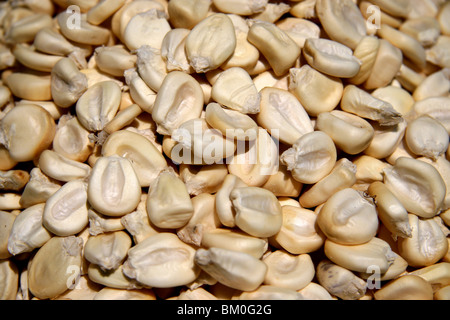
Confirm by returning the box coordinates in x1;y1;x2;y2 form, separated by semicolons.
0;0;449;300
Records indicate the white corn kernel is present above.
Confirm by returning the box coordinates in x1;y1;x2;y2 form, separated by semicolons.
317;188;378;245
201;228;268;259
374;275;433;300
0;259;19;300
260;164;302;198
395;63;427;93
368;181;412;239
123;68;157;114
238;285;304;300
28;236;83;300
15;100;64;121
57;11;111;46
167;0;211;29
341;85;403;126
80;68;124;90
407;0;439;19
122;9;171;52
43;179;89;236
324;237;396;274
89;208;126;236
0;146;17;173
88;264;142;290
288;65;343;117
0;45;15;71
358;251;409;282
152;71;204;135
38;150;91;182
400;17;441;47
88;155;141;217
413;68;450;101
299;158;357;208
377;24;426;70
103;104;143;135
185;13;236;73
76;81;121;132
437;0;450;32
297;282;335;300
263;250;314;291
213;0;267;16
19;168;61;208
111;0;167;42
0;211;15;259
123;232;200;288
256;87;313;145
408;262;450;291
371;85;415;117
204;102;258;141
250;3;290;24
363;119;407;159
102;130;168;187
0;104;55;162
276;17;320;49
84;231;132;271
33;27;83;61
4;12;53;44
316;260;367;300
271;205;325;254
161;28;193;73
211;67;260;114
385;142;415;171
367;0;410;18
227;127;279;186
303;38;361;78
12;43;63;73
179;163;228;196
53;115;94;163
135;45;168;93
397;214;449;268
316;110;374;155
364;39;403;90
51;58;88;108
54;274;102;300
0;193;22;211
405;115;449;160
247;20;300;76
0;169;29;192
230;186;282;238
383;157;446;218
5;72;51;101
194;247;267;292
86;0;126;25
348;36;381;85
172;118;236;165
0;86;11;110
315;0;367;50
220;15;260;71
289;0;316;19
94;287;156;300
215;174;248;228
146;168;194;229
410;97;450;134
162;135;201;165
435;286;450;300
94;45;137;78
120;195;160;244
280;131;337;184
177;193;220;247
418;156;450;211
